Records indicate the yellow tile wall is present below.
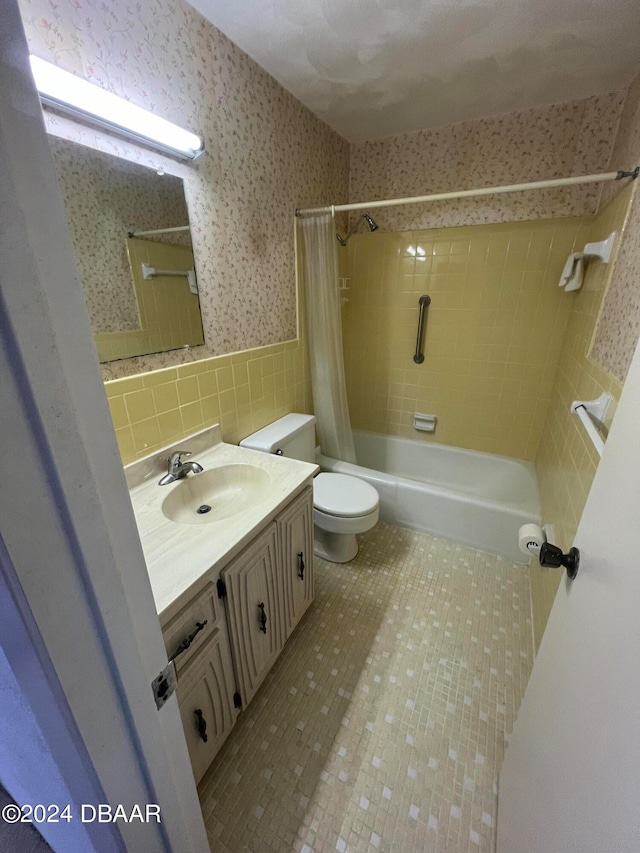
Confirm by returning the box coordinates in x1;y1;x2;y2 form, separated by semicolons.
342;217;590;460
105;339;311;465
530;185;634;650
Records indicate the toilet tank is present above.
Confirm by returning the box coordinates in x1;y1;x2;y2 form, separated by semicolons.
239;414;317;463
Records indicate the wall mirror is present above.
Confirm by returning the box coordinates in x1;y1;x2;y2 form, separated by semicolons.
48;136;205;363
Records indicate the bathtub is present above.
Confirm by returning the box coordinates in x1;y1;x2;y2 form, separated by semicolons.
317;431;541;563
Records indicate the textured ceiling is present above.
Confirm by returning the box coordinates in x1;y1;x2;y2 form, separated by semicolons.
188;0;640;141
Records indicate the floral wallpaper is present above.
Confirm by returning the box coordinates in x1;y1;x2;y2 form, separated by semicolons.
19;0;350;379
349;94;625;233
591;73;640;381
49;136;190;335
19;0;638;385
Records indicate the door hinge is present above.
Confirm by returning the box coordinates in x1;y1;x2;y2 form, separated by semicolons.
233;691;242;709
152;661;177;710
216;578;227;599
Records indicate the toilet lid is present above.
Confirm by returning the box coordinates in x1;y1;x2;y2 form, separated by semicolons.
313;473;379;518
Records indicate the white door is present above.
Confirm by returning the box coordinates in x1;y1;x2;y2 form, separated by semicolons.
497;339;640;852
0;5;208;851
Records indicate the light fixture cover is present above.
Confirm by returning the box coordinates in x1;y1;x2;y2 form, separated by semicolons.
29;56;204;161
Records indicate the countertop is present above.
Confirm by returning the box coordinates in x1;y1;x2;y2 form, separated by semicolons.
126;425;318;621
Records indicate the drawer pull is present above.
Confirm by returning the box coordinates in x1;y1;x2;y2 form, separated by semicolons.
258;602;267;634
298;552;305;581
169;620;208;663
194;708;208;742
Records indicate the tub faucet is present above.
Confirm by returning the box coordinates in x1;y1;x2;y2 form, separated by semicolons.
158;450;203;486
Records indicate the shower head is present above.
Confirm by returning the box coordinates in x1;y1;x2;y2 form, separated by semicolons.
336;212;379;246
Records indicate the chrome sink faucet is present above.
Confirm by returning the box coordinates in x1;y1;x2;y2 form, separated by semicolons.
158;450;203;486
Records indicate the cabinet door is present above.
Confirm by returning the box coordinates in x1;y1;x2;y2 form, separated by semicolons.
222;524;282;707
277;486;314;639
177;628;239;784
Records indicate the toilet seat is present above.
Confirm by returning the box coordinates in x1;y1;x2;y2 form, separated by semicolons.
313;472;379;518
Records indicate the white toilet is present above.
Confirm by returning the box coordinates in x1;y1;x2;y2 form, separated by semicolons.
240;414;379;563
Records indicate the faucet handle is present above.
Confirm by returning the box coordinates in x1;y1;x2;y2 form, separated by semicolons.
168;449;192;466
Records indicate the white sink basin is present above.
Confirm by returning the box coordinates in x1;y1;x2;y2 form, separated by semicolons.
161;463;271;524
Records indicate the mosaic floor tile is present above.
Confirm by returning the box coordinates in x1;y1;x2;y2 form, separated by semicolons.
199;522;533;852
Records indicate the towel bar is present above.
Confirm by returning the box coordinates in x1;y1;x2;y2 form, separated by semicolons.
570;393;611;457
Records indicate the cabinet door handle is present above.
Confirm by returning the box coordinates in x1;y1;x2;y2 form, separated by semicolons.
194;708;208;743
258;601;267;634
298;552;305;581
169;620;208;663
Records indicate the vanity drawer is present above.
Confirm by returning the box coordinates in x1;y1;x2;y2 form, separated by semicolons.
162;582;220;676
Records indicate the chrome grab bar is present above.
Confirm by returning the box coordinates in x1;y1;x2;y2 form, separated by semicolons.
413;295;431;364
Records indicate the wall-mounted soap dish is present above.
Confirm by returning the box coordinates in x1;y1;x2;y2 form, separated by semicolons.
414;413;437;432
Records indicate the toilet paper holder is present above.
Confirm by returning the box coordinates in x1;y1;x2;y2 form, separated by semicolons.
539;542;580;580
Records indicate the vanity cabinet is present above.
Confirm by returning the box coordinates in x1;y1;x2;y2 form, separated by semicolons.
162;581;238;784
221;523;283;707
222;486;314;708
176;628;238;784
161;485;314;782
277;487;314;639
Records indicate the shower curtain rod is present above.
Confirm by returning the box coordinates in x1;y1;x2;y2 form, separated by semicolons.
295;167;639;217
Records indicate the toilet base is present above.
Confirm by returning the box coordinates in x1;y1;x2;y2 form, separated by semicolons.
313;527;359;563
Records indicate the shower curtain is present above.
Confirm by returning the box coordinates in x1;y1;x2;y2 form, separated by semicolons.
299;212;357;464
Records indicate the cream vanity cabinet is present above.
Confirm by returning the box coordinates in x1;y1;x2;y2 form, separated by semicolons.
162;582;239;783
276;487;314;638
222;487;314;707
222;523;282;706
161;486;313;782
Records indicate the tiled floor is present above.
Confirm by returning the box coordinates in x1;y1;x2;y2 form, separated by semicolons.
200;522;533;853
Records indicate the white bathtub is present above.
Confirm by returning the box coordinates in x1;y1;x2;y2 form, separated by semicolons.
317;431;541;563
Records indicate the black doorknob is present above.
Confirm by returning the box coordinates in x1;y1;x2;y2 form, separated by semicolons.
539;542;580;580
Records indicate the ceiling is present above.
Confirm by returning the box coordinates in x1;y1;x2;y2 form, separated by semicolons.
189;0;640;142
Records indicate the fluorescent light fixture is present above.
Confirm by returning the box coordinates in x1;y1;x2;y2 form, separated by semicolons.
29;56;204;161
